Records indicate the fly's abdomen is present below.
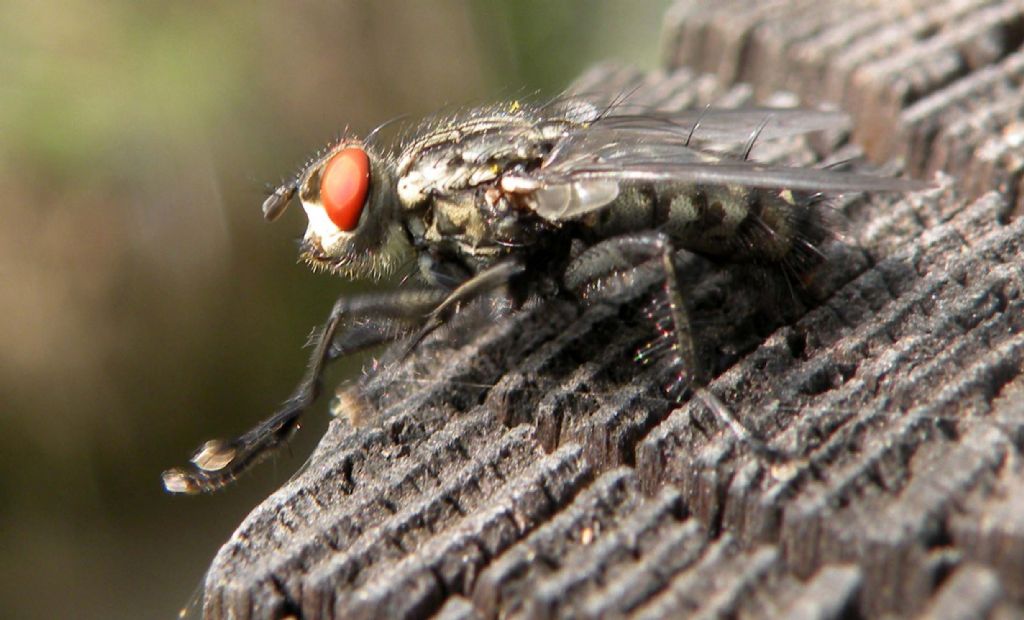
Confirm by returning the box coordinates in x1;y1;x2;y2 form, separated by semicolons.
589;183;825;265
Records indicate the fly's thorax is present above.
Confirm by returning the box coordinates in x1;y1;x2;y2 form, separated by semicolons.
296;140;413;280
394;114;555;210
391;112;571;272
422;194;493;247
405;185;548;275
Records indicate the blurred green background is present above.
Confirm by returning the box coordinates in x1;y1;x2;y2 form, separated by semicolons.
0;1;670;618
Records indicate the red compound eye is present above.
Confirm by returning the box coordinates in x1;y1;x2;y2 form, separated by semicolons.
320;147;370;232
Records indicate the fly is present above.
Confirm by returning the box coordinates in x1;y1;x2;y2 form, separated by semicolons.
162;95;929;494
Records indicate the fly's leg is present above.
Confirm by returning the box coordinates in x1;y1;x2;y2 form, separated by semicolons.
565;232;696;387
695;387;789;463
400;259;526;358
162;288;446;494
163;259;525;494
565;232;788;462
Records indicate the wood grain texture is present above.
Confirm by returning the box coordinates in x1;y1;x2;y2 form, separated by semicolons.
203;1;1024;618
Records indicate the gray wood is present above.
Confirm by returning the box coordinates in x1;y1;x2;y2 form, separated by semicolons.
202;1;1024;618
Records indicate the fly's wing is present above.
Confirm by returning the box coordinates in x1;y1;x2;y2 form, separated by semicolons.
529;108;929;222
544;93;856;140
577;107;851;145
544;95;854;146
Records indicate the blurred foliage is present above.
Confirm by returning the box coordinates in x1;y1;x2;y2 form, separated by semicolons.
0;1;667;618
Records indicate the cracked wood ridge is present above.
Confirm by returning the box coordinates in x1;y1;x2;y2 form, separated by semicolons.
204;1;1024;618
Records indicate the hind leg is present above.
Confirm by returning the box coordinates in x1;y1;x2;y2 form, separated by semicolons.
565;231;696;388
565;232;789;461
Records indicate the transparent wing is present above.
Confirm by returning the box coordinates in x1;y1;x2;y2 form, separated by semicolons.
543;98;853;145
587;108;851;144
529;109;929;222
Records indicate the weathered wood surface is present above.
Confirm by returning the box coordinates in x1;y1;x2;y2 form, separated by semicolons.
204;1;1024;618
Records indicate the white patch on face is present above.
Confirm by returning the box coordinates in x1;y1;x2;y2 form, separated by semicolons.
301;200;346;250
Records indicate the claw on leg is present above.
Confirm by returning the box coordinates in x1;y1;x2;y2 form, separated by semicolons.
694;387;792;464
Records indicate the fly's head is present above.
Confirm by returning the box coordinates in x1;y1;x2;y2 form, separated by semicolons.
263;139;412;280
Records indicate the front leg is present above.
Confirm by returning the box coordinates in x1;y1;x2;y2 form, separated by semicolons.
162;288;446;494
